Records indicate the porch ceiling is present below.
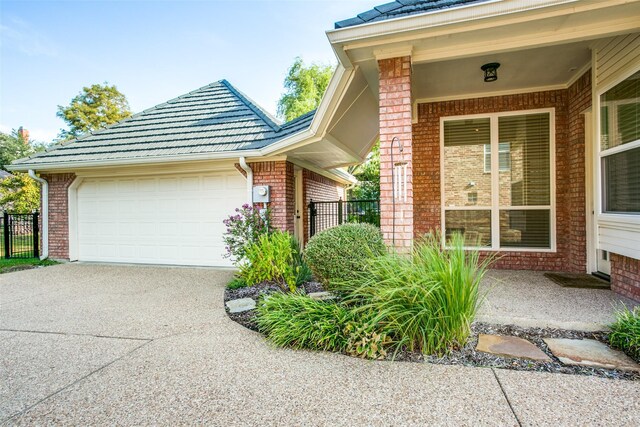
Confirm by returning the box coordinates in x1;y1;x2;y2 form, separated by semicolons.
412;41;593;101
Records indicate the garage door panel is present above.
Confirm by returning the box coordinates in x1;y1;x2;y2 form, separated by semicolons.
77;171;245;266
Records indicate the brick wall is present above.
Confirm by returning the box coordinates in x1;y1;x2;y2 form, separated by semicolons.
379;56;413;250
413;83;590;271
238;160;295;233
611;253;640;302
41;173;76;260
302;169;345;242
567;70;592;272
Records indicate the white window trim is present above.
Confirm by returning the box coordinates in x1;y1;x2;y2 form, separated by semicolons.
596;65;640;228
483;142;511;173
440;108;557;252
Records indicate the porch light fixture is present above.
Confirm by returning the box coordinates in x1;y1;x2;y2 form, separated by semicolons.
481;62;500;82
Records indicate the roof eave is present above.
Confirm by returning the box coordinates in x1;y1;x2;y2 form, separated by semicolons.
327;0;579;45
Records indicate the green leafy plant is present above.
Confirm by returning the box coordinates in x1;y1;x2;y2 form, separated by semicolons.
226;276;248;290
338;232;491;356
239;230;298;292
223;204;271;262
609;306;640;361
304;223;386;288
256;292;353;352
344;319;391;360
290;235;312;286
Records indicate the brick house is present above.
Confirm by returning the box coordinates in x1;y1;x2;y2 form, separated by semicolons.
10;80;365;267
328;0;640;301
9;0;640;302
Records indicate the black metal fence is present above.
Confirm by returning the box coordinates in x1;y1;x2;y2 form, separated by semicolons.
0;212;40;259
308;199;380;238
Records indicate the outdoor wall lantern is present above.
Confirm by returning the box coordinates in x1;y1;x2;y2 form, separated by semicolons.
481;62;500;82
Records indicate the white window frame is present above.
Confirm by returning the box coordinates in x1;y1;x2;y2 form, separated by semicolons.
595;65;640;229
483;142;511;173
440;108;557;252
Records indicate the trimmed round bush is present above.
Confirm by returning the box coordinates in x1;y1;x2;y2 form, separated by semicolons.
304;223;386;287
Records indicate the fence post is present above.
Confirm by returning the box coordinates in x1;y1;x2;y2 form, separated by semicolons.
33;211;40;259
337;198;343;225
309;200;316;238
3;212;10;259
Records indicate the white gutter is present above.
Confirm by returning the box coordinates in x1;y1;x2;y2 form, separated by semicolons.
238;157;253;204
27;170;48;260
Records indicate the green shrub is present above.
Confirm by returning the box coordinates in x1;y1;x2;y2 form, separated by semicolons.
256;292;353;352
227;276;248;290
256;292;391;359
304;223;386;287
609;306;640;360
239;230;298;291
338;232;491;355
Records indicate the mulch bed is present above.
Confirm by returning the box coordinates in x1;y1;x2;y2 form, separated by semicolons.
224;283;639;381
224;281;324;332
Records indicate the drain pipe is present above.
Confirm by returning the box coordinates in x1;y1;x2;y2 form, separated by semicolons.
28;170;48;260
238;157;253;204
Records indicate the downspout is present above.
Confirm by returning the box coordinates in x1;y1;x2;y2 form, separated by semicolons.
238;157;253;204
28;170;48;260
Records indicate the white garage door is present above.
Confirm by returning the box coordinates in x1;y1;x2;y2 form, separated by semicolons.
77;171;246;266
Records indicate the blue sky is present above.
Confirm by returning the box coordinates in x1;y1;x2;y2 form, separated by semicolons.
1;0;379;143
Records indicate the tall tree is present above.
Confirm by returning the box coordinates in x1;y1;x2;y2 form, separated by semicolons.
57;82;132;139
0;129;46;212
349;141;380;200
277;57;334;122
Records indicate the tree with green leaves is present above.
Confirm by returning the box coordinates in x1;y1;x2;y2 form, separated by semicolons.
0;130;46;212
277;57;334;121
349;140;380;200
57;82;132;139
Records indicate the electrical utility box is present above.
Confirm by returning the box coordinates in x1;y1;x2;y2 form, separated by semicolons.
253;185;270;203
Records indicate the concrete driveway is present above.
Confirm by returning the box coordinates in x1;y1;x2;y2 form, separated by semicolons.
1;264;638;426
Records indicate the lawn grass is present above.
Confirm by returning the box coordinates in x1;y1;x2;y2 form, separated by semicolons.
0;258;59;274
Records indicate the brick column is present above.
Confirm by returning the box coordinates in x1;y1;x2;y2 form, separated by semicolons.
41;173;76;260
379;56;413;250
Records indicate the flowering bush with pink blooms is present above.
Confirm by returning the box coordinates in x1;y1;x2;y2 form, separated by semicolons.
223;204;271;262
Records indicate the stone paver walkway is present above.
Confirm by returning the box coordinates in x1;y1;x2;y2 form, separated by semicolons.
1;264;639;426
477;334;551;361
545;338;640;371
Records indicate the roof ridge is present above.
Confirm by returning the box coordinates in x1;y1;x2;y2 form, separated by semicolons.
220;79;282;132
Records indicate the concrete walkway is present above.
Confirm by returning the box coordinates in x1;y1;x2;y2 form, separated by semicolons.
1;264;638;426
479;270;638;331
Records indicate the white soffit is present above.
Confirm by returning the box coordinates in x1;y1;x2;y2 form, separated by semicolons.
412;41;593;101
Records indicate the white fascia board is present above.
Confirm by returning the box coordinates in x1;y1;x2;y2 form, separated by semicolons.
327;0;587;45
288;157;356;185
7;149;263;173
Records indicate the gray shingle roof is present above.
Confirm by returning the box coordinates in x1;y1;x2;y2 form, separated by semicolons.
13;80;314;167
334;0;489;29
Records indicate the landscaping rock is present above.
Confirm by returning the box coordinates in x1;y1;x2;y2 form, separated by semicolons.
308;291;335;301
544;338;640;372
225;298;256;313
476;334;551;361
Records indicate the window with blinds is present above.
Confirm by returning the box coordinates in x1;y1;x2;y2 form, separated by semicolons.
443;111;553;250
600;70;640;214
